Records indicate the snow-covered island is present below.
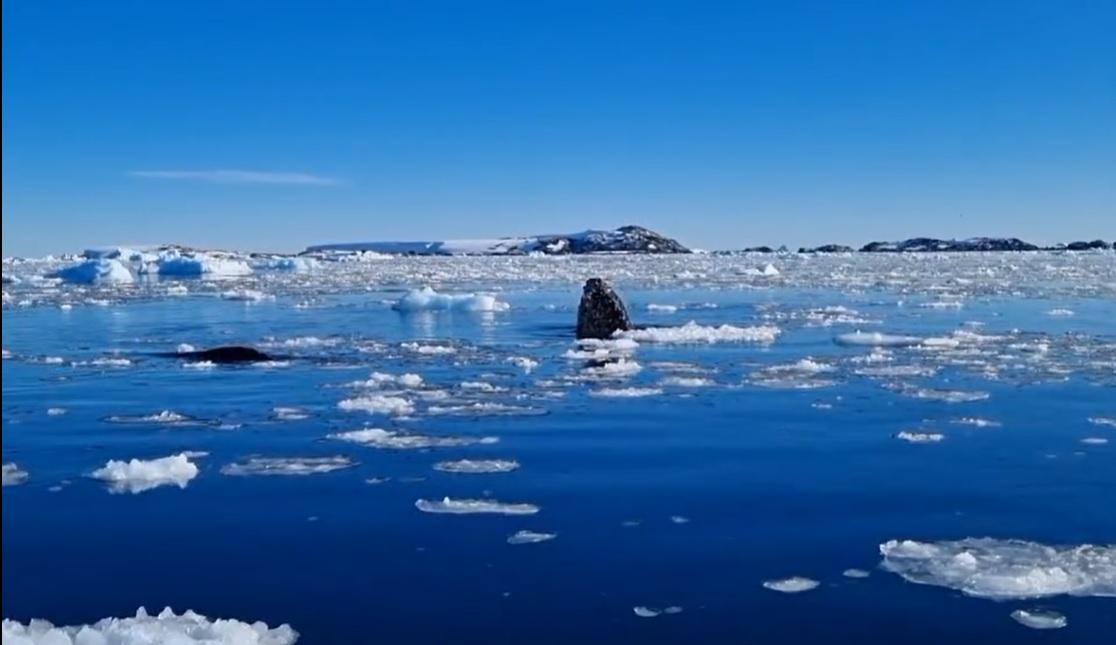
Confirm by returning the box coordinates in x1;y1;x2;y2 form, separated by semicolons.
303;225;691;256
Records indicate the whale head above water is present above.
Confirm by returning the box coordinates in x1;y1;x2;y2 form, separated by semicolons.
576;278;632;340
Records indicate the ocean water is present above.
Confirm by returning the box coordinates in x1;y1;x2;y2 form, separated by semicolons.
2;253;1115;643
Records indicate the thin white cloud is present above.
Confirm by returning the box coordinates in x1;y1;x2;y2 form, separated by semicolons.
128;169;340;186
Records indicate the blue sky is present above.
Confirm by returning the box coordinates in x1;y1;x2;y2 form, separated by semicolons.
3;1;1113;256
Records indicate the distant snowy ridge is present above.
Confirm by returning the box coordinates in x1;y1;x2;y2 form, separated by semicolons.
304;225;690;256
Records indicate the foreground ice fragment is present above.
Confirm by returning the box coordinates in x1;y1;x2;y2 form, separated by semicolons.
2;463;29;486
1;606;298;644
330;428;498;449
879;538;1116;599
620;321;779;344
434;459;519;473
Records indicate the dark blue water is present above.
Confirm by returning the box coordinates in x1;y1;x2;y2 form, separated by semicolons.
3;286;1114;643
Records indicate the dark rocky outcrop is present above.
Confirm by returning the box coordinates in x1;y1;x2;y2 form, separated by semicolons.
170;346;272;363
800;244;854;254
1063;240;1111;251
533;226;690;255
576;279;632;340
860;237;1040;252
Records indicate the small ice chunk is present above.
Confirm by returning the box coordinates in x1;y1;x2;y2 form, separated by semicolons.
581;358;643;378
620;321;780;344
0;607;298;644
415;497;539;515
401;342;458;355
221;456;355;476
46;408;67;416
646;304;678;313
506;356;539;372
393;286;509;313
176;343;197;353
1087;416;1116;428
426;402;543;416
632;607;660;618
90;453;199;494
895;430;945;443
1010;609;1067;630
660;376;713;387
762;577;820;593
670;515;690;524
220;289;273;302
156;254;253;277
1081;437;1108;445
3;463;29;487
842;569;871;579
104;410;208;426
1046;309;1075;317
952;417;1002;428
337;395;415;416
434;459;519;473
507;530;557;545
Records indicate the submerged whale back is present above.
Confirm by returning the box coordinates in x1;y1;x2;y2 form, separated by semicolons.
576;278;632;340
179;346;272;363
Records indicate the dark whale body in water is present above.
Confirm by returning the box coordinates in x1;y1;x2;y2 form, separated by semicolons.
576;278;632;340
162;346;273;363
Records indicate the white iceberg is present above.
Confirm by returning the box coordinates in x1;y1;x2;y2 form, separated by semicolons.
415;497;539;515
393;287;509;313
156;254;253;277
879;538;1116;599
90;453;199;494
620;321;780;344
1;606;298;644
48;259;135;285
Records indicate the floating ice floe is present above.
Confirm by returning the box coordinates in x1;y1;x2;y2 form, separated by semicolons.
2;463;29;486
507;530;557;544
183;360;216;370
580;359;643;378
329;428;498;449
393;286;509;313
48;259;135;285
73;357;133;368
1087;416;1116;428
221;456;355;476
1010;609;1067;630
659;376;713;387
46;407;67;416
90;453;199;494
951;417;1002;428
260;257;318;273
337;395;415;416
842;569;871;579
887;384;990;403
220;289;273;302
459;381;508;393
426;402;544;416
1046;309;1075;317
646;304;678;313
0;606;298;644
590;387;663;398
506;356;539;372
835;331;923;347
104;410;210;426
400;342;458;355
879;538;1116;599
434;459;519;473
895;431;945;443
415;497;539;515
272;407;310;421
1080;437;1108;445
352;372;425;388
750;358;837;389
620;321;780;344
263;335;343;349
762;577;820;593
